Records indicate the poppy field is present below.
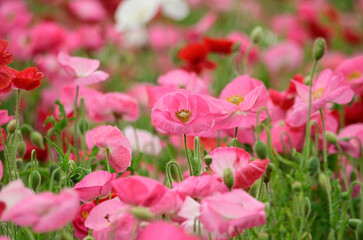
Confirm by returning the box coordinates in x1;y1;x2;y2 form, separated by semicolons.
1;0;363;239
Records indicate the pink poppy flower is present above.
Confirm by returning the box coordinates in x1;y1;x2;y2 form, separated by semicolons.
227;32;259;64
73;171;117;203
151;89;215;135
123;126;162;155
0;180;34;221
209;147;269;189
336;123;363;158
103;92;139;122
57;52;109;85
149;24;182;50
86;125;132;173
336;56;363;93
151;188;184;216
173;175;228;200
68;0;107;22
0;110;13;125
0;0;32;37
85;199;136;240
146;85;177;109
5;189;79;233
287;69;354;127
199;190;266;234
112;176;168;208
210;75;268;130
138;221;199;240
72;202;96;239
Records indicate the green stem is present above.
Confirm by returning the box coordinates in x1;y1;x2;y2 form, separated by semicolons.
12;89;21;179
1;130;12;183
304;60;318;164
234;127;238;139
166;161;183;187
242;43;253;74
106;149;111;172
184;134;193;176
131;219;139;240
74;85;80;162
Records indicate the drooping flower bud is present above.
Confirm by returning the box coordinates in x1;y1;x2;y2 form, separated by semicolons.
326;132;337;144
17;140;26;157
308;156;320;177
313;38;326;61
318;173;328;190
7;119;16;134
223;168;234;190
204;155;212;166
254;140;268;159
29;170;41;191
348;219;362;231
130;206;154;220
250;26;263;44
78;119;89;135
31;131;45;149
350;171;358;182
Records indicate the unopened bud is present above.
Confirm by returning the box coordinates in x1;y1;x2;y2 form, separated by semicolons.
257;232;269;240
318;173;328;190
31;131;45;149
78;119;89;135
292;181;302;192
254;140;268;159
204;155;212;166
17;140;26;157
223;168;234;190
326;132;337;144
130;207;154;220
7;119;16;134
313;38;326;61
348;219;362;231
351;171;358;182
29;170;41;191
250;26;263;44
308;156;320;177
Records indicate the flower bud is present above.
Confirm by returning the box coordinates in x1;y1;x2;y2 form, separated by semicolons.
16;158;23;169
17;140;26;157
228;138;243;148
326;132;337;144
31;131;45;149
308;156;320;177
250;26;263;44
351;171;358;182
7;119;16;134
357;222;363;240
318;173;328;190
292;181;302;192
130;207;154;220
204;155;212;166
348;219;362;231
254;140;268;159
257;232;269;240
340;192;349;200
223;168;234;190
313;38;326;61
29;170;41;191
78;119;89;135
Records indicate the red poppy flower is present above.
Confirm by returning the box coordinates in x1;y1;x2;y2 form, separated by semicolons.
0;39;13;66
204;37;234;54
12;67;44;91
178;43;216;74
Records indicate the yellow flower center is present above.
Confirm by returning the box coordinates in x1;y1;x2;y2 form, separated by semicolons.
175;109;192;123
313;87;324;99
81;211;89;219
226;95;244;106
348;71;361;81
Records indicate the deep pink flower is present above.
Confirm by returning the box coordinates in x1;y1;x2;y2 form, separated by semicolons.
209;147;269;189
199;190;266;234
72;202;96;239
151;89;215;135
86;125;132;173
57;52;109;85
5;189;79;233
137;221;199;240
287;69;354;127
211;75;268;130
336;56;363;93
73;171;117;203
112;176;167;208
0;110;13;125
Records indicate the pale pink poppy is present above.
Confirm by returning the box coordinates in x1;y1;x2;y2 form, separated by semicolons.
336;123;363;158
138;221;199;240
73;171;117;203
199;190;266;234
157;69;209;94
123;126;162;155
57;52;109;85
151;188;184;216
209;147;269;189
151;89;215;135
173;175;228;200
0;180;34;221
86;125;132;173
76;25;104;51
320;51;346;70
112;176;167;208
0;110;13;125
287;69;354;127
5;189;79;233
85;198;136;240
210;75;268;130
68;0;107;22
336;56;363;93
72;202;96;239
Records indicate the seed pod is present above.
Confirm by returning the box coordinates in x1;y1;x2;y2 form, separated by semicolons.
313;37;326;61
78;119;89;135
223;168;234;190
250;26;263;44
204;155;212;166
29;170;41;191
7;119;16;134
254;140;268;159
308;156;320;176
31;131;45;149
348;219;361;231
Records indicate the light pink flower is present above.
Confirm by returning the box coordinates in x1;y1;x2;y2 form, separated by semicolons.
5;189;79;233
0;180;34;221
73;171;117;203
149;24;182;49
0;110;13;125
138;221;199;240
210;75;268;130
72;202;96;239
209;147;269;189
336;123;363;158
336;56;363;93
123;126;162;155
287;69;354;127
199;190;266;234
68;0;107;22
112;176;167;208
86;125;132;173
151;89;215;135
146;85;177;108
57;52;109;85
